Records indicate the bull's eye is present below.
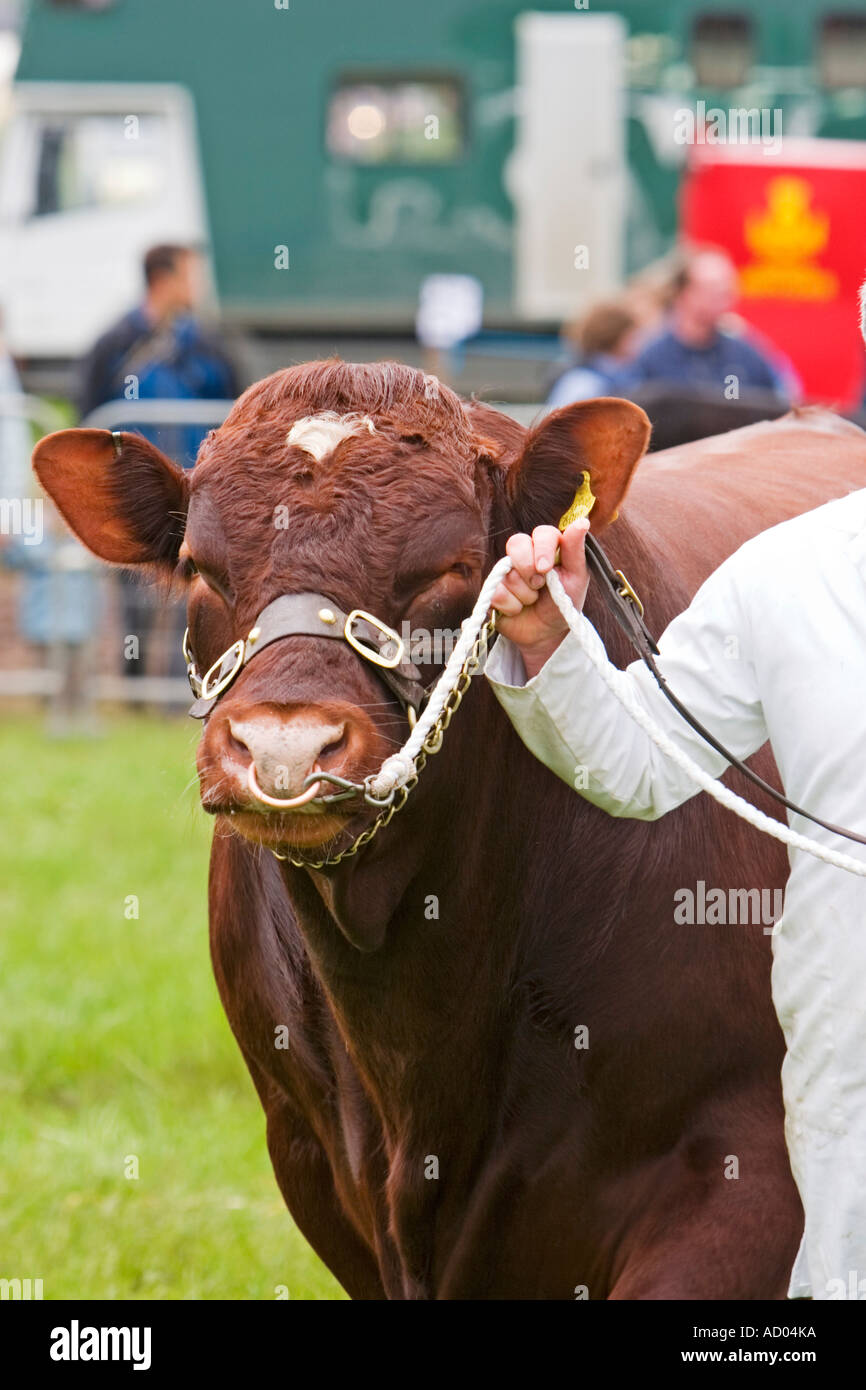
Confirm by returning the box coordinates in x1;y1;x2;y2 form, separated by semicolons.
403;562;479;635
181;557;234;607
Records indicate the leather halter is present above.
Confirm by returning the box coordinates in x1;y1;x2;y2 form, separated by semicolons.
105;427;425;729
185;592;430;721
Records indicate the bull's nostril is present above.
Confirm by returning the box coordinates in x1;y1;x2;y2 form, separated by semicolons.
228;731;250;759
318;732;347;763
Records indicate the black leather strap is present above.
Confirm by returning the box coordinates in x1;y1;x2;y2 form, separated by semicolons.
585;533;866;849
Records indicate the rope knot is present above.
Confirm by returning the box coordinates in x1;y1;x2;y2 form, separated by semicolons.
368;753;416;800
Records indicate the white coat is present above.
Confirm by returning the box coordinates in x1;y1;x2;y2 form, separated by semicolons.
485;486;866;1300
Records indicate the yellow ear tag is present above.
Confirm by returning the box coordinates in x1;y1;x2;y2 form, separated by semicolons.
558;472;596;531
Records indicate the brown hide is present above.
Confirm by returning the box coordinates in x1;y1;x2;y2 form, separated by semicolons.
205;402;861;1298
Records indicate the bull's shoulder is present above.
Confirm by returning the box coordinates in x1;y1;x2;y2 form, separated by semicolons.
645;406;866;474
629;408;866;543
697;485;866;603
618;411;866;600
782;404;866;439
737;484;866;556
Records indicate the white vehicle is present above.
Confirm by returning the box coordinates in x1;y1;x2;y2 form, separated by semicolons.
0;82;209;360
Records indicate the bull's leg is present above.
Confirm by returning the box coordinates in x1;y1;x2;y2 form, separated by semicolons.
208;844;388;1299
243;1058;387;1300
211;1027;387;1297
608;1228;794;1301
217;1028;389;1297
264;1099;387;1300
606;1137;802;1300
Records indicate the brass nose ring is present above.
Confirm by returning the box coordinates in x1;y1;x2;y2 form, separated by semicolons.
247;763;324;809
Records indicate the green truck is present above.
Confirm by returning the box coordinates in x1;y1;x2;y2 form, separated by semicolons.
3;0;866;365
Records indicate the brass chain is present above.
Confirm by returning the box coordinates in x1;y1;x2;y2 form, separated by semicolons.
276;615;497;868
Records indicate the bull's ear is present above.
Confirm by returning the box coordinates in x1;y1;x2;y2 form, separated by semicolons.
32;428;188;568
508;398;650;534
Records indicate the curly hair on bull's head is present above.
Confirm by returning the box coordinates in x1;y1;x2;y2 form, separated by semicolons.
222;358;502;466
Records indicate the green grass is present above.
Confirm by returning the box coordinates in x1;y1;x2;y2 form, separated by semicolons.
0;713;346;1300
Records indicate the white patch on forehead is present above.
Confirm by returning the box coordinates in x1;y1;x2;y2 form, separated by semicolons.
285;411;376;462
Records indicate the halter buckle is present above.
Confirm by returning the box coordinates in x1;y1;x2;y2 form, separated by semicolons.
614;570;645;619
183;626;203;697
200;640;246;700
344;609;405;669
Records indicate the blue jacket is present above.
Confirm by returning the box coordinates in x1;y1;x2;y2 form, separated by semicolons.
78;308;240;467
627;327;788;397
546;354;632;407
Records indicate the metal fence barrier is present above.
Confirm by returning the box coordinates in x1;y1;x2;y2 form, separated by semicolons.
82;399;235;430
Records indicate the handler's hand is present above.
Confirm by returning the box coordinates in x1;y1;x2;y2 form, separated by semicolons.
490;519;591;678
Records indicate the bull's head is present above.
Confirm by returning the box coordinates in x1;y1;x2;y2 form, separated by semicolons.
33;361;649;867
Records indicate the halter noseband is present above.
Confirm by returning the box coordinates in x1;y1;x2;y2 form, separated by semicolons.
183;592;430;722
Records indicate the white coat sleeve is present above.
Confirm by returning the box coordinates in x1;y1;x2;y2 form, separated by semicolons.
484;552;769;820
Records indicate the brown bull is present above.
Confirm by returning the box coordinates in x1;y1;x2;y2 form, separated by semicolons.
33;362;866;1299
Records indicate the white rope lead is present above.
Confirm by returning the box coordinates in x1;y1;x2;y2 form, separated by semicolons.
545;566;866;878
369;556;866;879
367;556;513;798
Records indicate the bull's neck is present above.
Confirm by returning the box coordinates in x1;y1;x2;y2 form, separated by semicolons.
275;514;655;1122
279;684;557;1122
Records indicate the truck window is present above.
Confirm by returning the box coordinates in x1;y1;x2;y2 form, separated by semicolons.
691;14;753;88
819;14;866;89
326;76;463;163
31;113;166;217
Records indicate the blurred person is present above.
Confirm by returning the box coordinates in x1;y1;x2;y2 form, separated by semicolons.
629;247;797;399
547;301;641;407
624;254;682;338
79;243;240;461
78;244;240;683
